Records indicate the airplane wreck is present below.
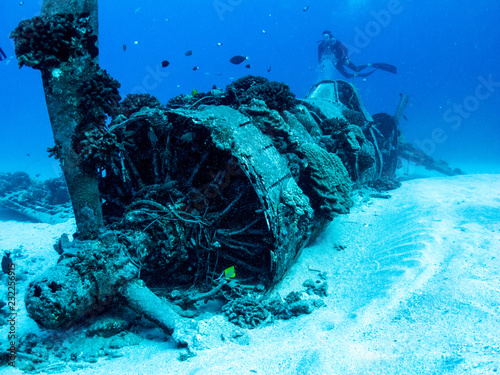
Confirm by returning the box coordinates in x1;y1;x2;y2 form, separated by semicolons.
9;0;462;337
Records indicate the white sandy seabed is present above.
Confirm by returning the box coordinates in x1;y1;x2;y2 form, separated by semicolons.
1;174;499;375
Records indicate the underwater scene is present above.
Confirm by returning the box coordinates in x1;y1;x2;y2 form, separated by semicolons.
0;0;499;374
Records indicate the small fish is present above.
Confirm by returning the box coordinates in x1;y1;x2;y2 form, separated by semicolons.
216;42;223;47
185;50;193;56
123;44;127;52
229;55;247;65
193;66;199;71
224;266;236;279
161;60;170;68
267;66;272;72
2;252;13;274
303;6;309;12
245;64;251;68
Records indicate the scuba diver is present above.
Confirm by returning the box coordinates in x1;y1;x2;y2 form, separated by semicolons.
318;30;397;79
0;46;7;61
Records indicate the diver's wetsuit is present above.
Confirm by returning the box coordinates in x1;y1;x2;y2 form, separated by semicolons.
318;39;376;79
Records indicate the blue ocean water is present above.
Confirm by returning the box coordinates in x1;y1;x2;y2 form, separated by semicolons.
1;0;499;178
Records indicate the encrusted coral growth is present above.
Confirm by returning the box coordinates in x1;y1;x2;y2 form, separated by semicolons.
222;275;328;328
75;127;119;170
165;75;297;113
25;232;138;330
342;108;366;127
222;297;272;329
167;91;210;109
226;75;298;112
228;75;269;92
238;99;299;154
79;63;121;122
11;12;120;172
302;275;328;297
320;116;367;156
71;64;121;170
266;292;324;320
320;116;349;136
319;115;372;181
297;143;353;218
165;89;228;110
117;93;163;118
10;13;98;69
357;142;376;176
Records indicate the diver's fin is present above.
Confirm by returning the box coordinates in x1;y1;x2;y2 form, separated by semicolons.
371;63;397;74
355;70;377;78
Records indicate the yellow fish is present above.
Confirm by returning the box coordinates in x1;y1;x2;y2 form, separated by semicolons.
224;266;235;279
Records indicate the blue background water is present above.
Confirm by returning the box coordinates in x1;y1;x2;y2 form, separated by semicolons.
1;0;499;178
